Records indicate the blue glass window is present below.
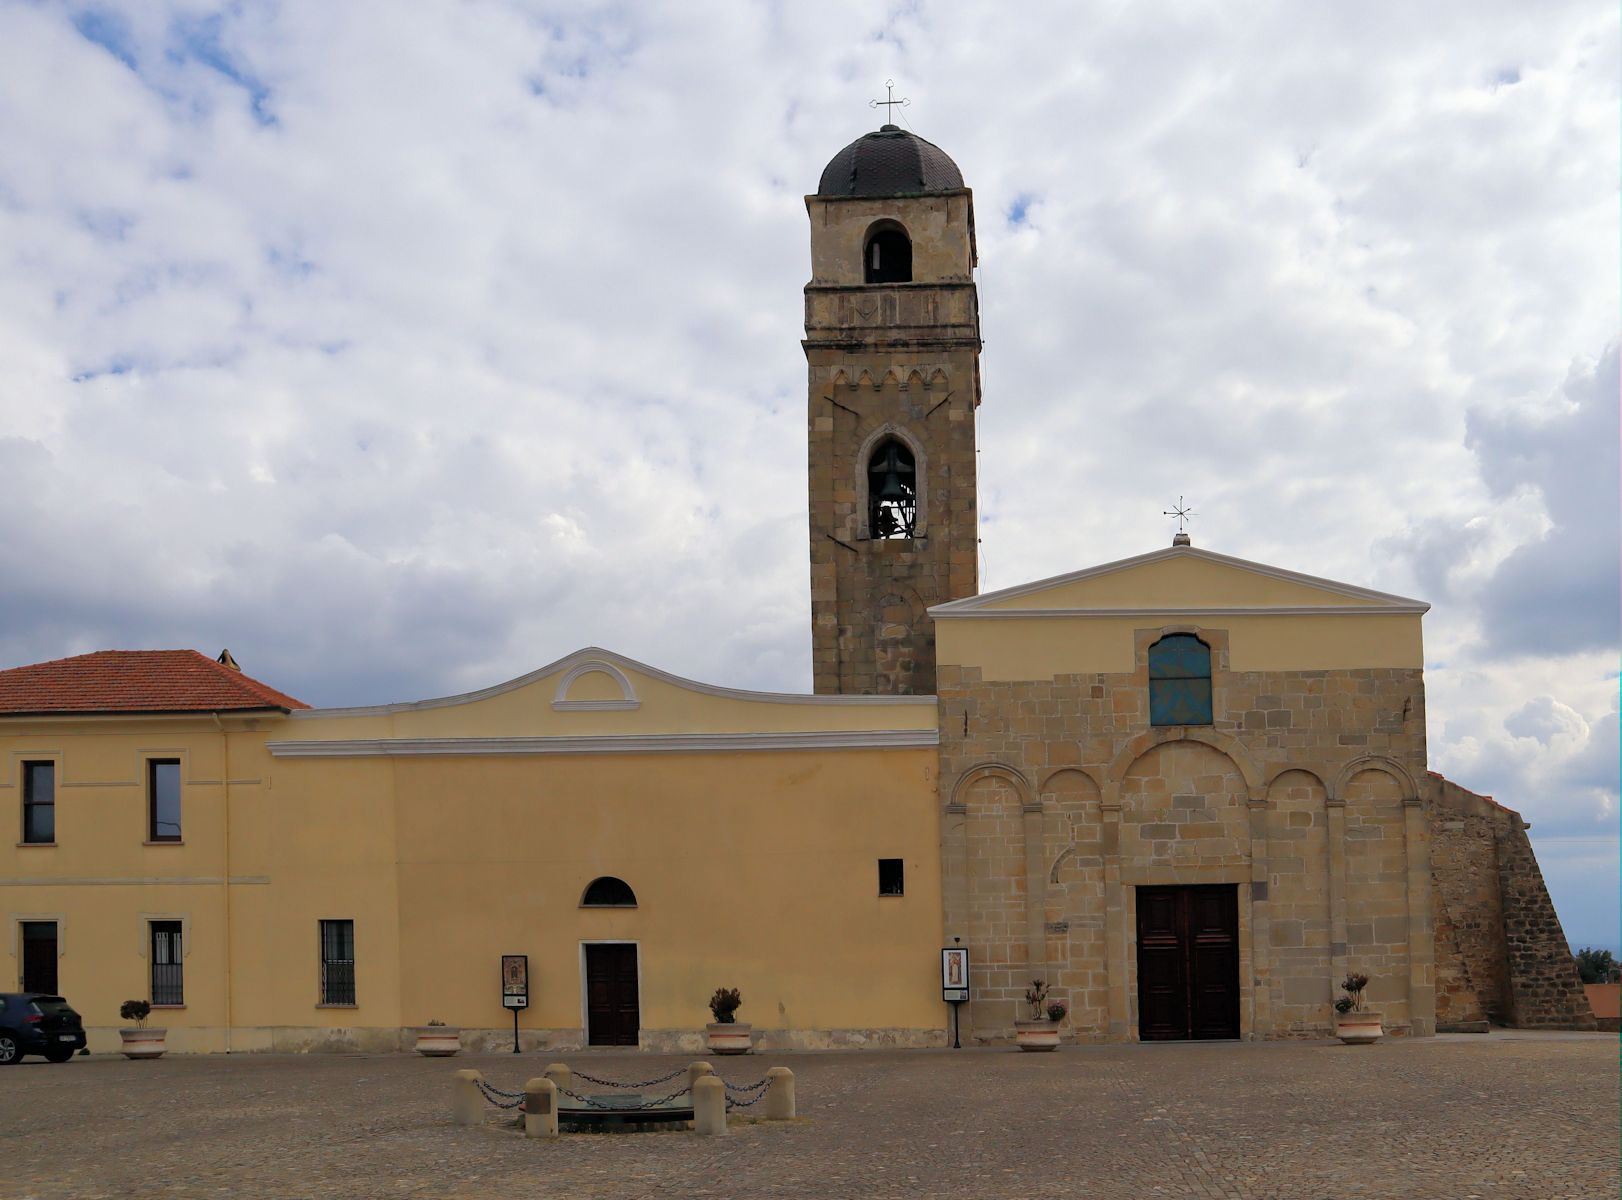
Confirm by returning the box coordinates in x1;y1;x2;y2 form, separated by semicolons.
1149;635;1212;726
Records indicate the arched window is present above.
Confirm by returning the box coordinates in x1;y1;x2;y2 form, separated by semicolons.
864;225;912;283
867;439;917;539
581;877;637;908
1148;635;1212;726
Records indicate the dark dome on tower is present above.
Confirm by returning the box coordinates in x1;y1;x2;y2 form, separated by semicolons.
816;125;965;197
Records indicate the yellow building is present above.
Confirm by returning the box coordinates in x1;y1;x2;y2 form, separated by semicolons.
0;124;1593;1054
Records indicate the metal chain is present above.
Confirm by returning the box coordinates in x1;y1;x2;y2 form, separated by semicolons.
572;1066;686;1090
726;1089;770;1110
558;1084;693;1112
722;1077;769;1093
474;1079;526;1109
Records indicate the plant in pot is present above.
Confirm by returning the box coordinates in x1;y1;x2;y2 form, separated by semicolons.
414;1018;462;1057
118;999;167;1060
1333;972;1383;1045
1014;979;1063;1051
705;986;752;1055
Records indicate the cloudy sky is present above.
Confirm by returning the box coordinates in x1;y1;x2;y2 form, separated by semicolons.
0;1;1615;946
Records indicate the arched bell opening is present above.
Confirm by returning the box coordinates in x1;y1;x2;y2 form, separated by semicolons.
867;438;918;539
864;223;912;284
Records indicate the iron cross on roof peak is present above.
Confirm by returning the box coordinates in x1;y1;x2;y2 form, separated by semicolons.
1163;496;1195;546
870;80;909;127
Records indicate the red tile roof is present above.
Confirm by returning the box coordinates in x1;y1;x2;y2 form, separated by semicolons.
0;650;308;715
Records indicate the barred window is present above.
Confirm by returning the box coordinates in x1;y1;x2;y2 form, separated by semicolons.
320;920;356;1006
150;921;184;1006
1149;634;1213;726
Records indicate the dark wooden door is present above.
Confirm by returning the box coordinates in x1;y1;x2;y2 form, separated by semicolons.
21;922;58;994
585;944;640;1046
1136;885;1239;1040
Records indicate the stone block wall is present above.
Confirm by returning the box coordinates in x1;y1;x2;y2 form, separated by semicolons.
937;647;1432;1043
1427;775;1594;1030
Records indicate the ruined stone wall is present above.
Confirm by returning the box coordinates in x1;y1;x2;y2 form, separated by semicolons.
1427;775;1595;1030
938;649;1431;1043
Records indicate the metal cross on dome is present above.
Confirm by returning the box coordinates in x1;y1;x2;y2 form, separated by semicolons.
870;80;909;124
1163;496;1195;533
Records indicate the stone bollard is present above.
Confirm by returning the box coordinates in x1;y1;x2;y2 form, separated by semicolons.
763;1066;795;1120
451;1069;485;1127
692;1074;726;1136
687;1061;714;1093
544;1062;572;1097
524;1077;559;1139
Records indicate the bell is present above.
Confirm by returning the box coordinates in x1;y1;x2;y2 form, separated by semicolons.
876;469;911;503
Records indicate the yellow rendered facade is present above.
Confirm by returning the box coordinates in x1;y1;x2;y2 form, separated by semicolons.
2;651;945;1052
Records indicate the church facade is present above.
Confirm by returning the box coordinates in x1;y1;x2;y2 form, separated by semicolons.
0;125;1592;1055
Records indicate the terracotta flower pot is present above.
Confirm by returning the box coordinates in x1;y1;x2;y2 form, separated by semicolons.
118;1027;167;1060
706;1022;753;1055
414;1027;462;1057
1334;1009;1383;1045
1014;1019;1061;1052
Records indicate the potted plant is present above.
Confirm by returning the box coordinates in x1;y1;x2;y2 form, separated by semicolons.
1333;972;1383;1045
414;1018;462;1057
705;987;752;1055
1014;980;1063;1051
118;999;166;1059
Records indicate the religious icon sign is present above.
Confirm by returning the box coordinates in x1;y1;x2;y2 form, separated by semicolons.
941;947;969;1003
501;954;529;1010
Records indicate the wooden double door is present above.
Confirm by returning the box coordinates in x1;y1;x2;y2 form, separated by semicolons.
584;944;640;1046
1136;885;1240;1041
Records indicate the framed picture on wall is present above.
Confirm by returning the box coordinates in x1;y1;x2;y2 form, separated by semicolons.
941;947;969;1002
501;954;529;1009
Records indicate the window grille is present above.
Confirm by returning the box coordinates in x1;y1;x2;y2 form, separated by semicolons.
150;921;184;1006
320;920;356;1005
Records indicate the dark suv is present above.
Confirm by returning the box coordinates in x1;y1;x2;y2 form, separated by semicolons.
0;993;86;1063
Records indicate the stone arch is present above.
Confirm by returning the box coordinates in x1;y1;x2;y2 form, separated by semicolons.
1328;755;1417;804
903;368;926;392
854;422;929;540
862;218;912;284
829;367;850;389
855;368;879;391
948;761;1033;811
1105;726;1263;799
1118;739;1252;873
927;366;949;389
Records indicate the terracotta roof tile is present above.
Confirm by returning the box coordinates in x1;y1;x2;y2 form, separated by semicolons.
0;650;308;715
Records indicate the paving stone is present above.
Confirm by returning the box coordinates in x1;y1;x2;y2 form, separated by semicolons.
3;1035;1615;1198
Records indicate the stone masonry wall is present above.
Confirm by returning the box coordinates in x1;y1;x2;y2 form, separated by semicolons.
1427;775;1595;1030
938;647;1431;1043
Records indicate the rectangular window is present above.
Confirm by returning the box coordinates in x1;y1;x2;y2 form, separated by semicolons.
147;759;182;842
320;920;356;1006
150;921;184;1006
20;921;58;994
22;761;55;844
878;858;905;896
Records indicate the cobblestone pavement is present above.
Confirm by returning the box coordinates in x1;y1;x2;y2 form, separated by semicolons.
3;1034;1616;1199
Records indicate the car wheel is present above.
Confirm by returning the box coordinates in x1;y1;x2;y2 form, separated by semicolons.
44;1046;74;1064
0;1034;19;1065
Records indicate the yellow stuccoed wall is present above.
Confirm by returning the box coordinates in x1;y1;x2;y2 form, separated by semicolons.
0;655;946;1053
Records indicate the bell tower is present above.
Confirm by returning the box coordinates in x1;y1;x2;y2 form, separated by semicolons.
805;123;981;695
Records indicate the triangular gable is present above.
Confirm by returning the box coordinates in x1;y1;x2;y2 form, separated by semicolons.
930;546;1428;617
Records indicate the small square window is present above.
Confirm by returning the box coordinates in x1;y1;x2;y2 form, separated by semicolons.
878;858;905;896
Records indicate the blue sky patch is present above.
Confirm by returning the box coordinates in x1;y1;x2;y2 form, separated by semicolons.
167;14;276;126
1007;193;1036;227
71;8;137;69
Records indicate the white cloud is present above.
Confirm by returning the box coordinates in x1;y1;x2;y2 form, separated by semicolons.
0;1;1615;940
